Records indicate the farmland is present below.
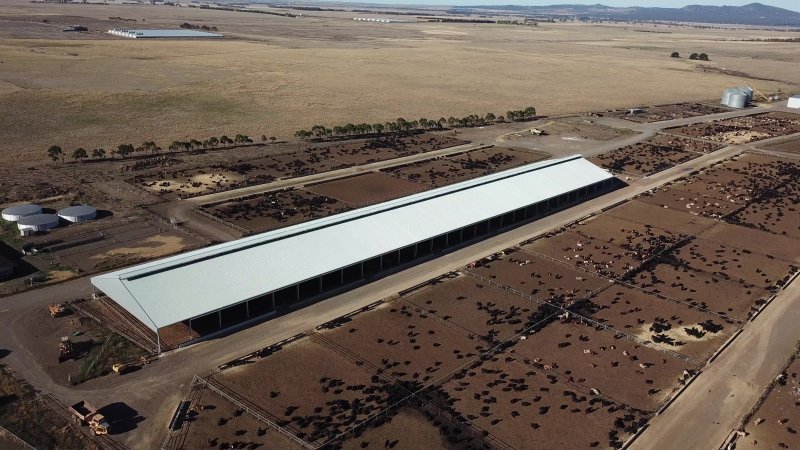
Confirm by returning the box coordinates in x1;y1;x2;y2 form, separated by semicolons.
382;147;548;187
590;134;724;177
601;102;730;123
130;134;466;200
667;112;800;144
173;144;800;449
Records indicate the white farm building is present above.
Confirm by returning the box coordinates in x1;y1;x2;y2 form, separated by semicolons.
92;155;617;352
108;29;223;39
788;95;800;109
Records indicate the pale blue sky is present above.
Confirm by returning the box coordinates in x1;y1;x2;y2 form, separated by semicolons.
338;1;799;12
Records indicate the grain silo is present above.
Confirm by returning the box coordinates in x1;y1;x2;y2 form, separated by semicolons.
721;88;734;105
58;205;97;223
2;204;43;222
17;214;60;235
722;87;751;108
728;92;748;109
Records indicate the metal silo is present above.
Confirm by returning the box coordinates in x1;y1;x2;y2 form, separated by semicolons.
721;88;733;105
728;93;748;109
740;86;754;102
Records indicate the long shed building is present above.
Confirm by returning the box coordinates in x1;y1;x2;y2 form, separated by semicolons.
92;155;616;351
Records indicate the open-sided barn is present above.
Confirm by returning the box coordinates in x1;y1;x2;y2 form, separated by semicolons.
91;155;616;351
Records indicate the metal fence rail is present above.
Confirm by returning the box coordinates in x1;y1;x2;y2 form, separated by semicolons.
191;376;315;449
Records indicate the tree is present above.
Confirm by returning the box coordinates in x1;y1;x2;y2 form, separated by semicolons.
670;51;680;58
485;112;496;122
689;53;699;60
47;145;63;162
269;136;277;141
699;53;709;61
72;147;88;162
91;148;106;159
116;143;134;159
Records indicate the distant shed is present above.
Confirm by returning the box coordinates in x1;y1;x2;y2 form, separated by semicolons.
107;29;223;39
788;95;800;109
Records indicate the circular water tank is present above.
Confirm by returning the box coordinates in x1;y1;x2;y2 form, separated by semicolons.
728;93;748;109
17;214;60;233
721;89;733;105
1;204;43;222
58;205;97;223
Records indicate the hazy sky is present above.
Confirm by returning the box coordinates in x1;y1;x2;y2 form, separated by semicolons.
344;1;800;12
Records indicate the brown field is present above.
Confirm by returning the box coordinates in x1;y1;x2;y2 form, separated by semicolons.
667;112;800;144
672;237;796;292
213;338;393;447
605;200;718;236
569;214;684;261
400;272;543;344
513;319;694;411
737;357;800;450
601;102;730;123
382;147;547;187
589;134;724;176
468;249;607;303
584;284;736;361
728;182;800;240
1;0;797;162
129;134;463;200
628;259;765;320
764;136;800;154
306;172;427;206
700;222;800;265
180;388;307;450
320;302;485;385
201;188;352;233
520;229;639;279
340;406;468;450
435;356;645;449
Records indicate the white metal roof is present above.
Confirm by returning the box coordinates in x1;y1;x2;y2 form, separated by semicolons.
107;29;223;38
92;155;612;331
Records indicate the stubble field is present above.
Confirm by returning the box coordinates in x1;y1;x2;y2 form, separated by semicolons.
1;0;797;162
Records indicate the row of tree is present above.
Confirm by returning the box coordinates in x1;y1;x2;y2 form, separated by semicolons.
294;107;537;140
671;51;709;60
46;133;277;162
45;105;541;161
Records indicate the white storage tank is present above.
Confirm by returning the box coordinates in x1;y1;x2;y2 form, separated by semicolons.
2;204;42;222
17;214;60;234
721;88;733;105
58;205;97;223
728;93;748;109
788;95;800;109
741;86;754;102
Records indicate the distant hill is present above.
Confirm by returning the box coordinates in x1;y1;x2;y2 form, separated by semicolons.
457;3;800;26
